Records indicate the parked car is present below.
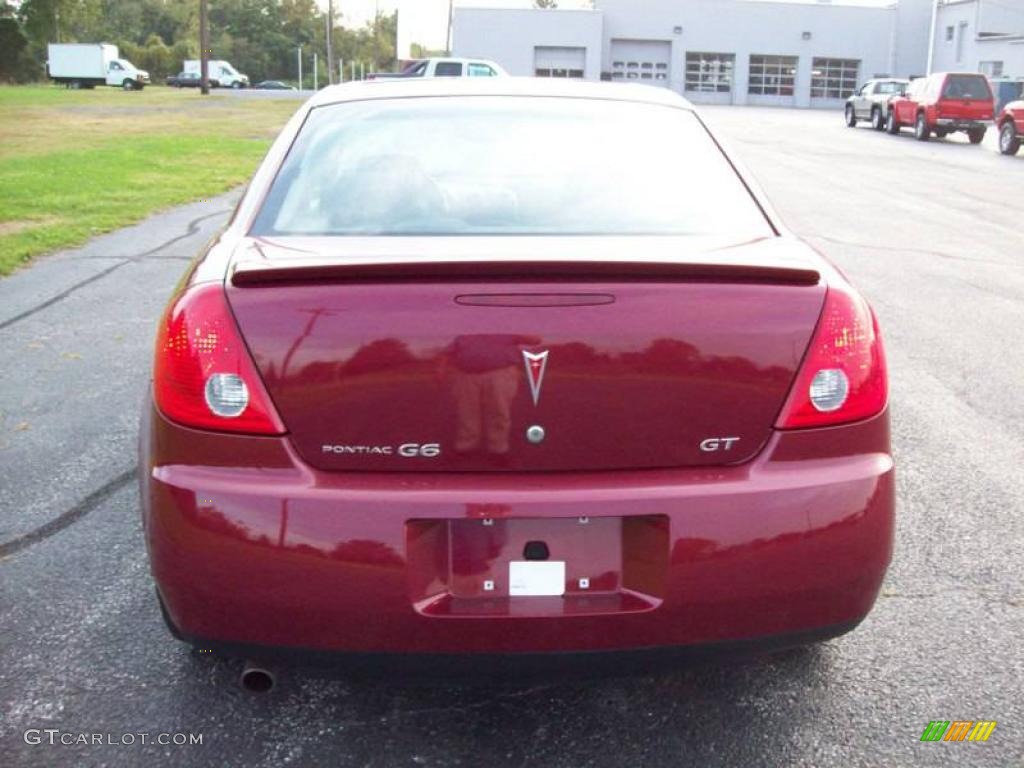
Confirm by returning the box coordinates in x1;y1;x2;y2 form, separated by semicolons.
845;78;909;131
996;98;1023;155
47;43;149;90
184;59;248;88
166;72;202;88
368;57;507;80
253;80;296;90
885;72;994;143
141;80;892;674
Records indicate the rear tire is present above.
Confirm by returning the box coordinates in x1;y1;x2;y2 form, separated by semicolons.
967;127;986;145
914;112;930;141
999;121;1021;155
871;107;884;131
886;110;899;135
845;105;857;127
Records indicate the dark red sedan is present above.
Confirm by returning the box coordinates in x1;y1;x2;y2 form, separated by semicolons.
141;80;892;666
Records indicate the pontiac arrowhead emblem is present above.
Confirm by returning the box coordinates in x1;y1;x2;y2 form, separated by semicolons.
522;350;549;407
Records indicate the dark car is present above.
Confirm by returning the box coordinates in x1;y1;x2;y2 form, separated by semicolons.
141;80;892;671
253;80;297;91
886;72;994;143
166;72;202;88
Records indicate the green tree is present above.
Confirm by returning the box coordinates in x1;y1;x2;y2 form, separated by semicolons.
0;17;28;81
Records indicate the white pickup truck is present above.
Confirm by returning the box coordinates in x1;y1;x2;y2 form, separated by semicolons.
367;58;507;80
184;60;249;89
47;43;149;90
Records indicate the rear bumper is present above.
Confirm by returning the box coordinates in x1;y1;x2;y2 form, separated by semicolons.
934;118;989;130
141;403;894;655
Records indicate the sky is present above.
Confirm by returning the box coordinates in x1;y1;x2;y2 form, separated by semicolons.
328;0;892;53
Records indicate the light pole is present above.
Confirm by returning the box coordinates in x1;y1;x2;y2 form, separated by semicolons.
297;45;303;90
326;0;335;85
926;0;940;75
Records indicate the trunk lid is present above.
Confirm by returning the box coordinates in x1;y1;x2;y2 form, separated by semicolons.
227;236;826;473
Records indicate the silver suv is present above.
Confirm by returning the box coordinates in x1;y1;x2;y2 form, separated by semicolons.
846;78;910;131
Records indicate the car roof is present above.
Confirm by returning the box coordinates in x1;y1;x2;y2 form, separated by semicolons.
418;57;501;65
309;77;695;111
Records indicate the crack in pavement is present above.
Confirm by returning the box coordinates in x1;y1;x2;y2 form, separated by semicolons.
0;468;136;560
0;208;231;332
806;234;1016;266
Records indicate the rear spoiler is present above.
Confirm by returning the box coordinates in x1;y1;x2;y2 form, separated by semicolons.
231;259;820;287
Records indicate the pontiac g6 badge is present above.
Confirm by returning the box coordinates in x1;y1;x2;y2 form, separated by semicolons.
522;350;549;406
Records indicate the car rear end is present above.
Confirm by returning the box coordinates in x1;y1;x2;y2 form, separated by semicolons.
140;82;893;661
933;73;994;136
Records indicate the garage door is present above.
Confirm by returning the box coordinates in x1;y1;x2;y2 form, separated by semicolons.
610;40;671;87
535;47;586;79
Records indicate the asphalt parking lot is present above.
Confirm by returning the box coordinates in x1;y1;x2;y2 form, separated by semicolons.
1;105;1022;767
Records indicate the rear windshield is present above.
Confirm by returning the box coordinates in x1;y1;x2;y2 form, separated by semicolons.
942;74;992;100
876;81;906;94
251;97;773;238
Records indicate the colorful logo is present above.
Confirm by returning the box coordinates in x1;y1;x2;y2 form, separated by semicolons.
920;721;997;742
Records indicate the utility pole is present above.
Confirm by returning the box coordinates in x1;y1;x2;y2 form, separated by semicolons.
199;0;210;95
446;0;454;55
297;45;303;90
313;52;318;91
326;0;335;85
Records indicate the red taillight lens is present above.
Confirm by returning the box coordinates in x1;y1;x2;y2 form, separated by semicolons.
153;283;285;435
776;284;887;429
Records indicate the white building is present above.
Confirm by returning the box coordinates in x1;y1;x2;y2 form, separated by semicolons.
453;0;936;108
930;0;1024;80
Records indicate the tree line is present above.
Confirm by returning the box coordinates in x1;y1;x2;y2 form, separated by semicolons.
0;0;401;85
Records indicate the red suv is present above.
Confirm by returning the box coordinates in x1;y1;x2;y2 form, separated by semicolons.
886;72;994;143
997;98;1023;155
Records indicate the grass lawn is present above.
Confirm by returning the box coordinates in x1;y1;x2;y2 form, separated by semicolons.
0;85;300;276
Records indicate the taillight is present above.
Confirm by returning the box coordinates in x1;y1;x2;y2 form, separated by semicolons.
776;284;887;429
153;283;285;435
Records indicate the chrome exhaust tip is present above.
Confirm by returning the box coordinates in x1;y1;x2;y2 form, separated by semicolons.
239;662;276;693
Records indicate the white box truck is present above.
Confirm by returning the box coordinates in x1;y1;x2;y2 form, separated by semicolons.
47;43;150;90
183;60;249;89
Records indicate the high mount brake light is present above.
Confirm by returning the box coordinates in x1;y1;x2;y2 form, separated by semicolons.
153;283;284;435
776;284;888;429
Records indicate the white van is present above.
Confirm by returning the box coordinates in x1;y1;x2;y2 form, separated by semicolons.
184;60;249;89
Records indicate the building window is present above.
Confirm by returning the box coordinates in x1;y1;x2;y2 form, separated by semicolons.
685;52;735;93
536;68;585;78
810;57;860;99
979;60;1003;78
945;26;955;42
748;55;797;96
956;22;968;63
534;46;586;79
